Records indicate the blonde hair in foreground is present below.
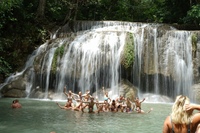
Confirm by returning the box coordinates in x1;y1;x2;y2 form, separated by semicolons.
171;95;192;125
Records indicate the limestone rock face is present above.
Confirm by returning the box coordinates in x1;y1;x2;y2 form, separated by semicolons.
192;83;200;103
3;89;26;98
118;79;138;101
92;79;138;101
1;21;200;101
1;76;26;98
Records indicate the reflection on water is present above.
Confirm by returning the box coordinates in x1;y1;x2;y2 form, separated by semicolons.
0;98;172;133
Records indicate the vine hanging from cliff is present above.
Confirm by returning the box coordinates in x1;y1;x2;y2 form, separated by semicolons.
51;45;65;73
121;32;135;69
191;33;197;58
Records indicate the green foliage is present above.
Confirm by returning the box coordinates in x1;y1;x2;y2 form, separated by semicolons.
0;0;200;81
163;0;191;23
46;0;70;22
0;0;22;33
0;42;11;76
183;4;200;25
191;33;198;53
37;28;48;42
77;0;166;22
121;33;134;69
139;0;165;23
0;0;22;11
52;45;65;73
0;57;11;76
0;0;47;79
192;33;198;44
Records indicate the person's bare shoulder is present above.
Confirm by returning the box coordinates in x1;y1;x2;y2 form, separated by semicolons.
163;115;170;124
162;115;171;133
192;113;200;123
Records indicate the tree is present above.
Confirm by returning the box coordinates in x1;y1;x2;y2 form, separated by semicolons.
36;0;46;20
184;4;200;25
163;0;191;23
63;0;86;24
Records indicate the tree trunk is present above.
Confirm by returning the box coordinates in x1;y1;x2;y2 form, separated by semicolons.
63;0;85;24
63;0;81;32
36;0;46;20
73;0;79;21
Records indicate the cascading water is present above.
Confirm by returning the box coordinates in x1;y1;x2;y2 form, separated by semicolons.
56;30;126;99
133;26;193;101
0;42;48;96
165;31;193;99
0;21;196;102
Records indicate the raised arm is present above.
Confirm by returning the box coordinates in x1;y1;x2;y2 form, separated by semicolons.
63;86;68;97
185;104;200;111
82;101;90;104
108;98;111;103
56;102;65;109
140;98;145;103
102;87;105;94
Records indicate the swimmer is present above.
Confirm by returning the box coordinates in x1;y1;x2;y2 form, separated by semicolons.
63;86;76;101
136;107;153;114
81;97;102;113
134;97;145;112
11;99;22;108
102;87;111;102
96;103;104;113
73;91;84;111
115;95;125;110
103;100;110;112
123;97;134;112
110;100;118;112
82;90;92;102
162;95;200;133
56;99;74;110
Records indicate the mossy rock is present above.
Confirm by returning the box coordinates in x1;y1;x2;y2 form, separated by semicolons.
121;32;134;69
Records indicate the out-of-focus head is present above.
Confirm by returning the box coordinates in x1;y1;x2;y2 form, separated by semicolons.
68;99;72;102
12;99;19;103
90;97;94;101
173;95;190;111
171;95;191;124
86;90;90;94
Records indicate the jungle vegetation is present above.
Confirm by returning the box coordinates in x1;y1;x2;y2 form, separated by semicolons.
0;0;200;82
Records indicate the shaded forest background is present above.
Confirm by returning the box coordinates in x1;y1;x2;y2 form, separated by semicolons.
1;0;200;83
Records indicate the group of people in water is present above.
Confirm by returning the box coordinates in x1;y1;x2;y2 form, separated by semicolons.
12;86;200;133
56;86;200;133
56;86;153;114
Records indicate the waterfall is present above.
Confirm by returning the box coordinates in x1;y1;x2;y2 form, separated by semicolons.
0;21;195;101
0;42;48;95
56;30;126;98
43;48;56;98
165;31;193;99
133;25;193;100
